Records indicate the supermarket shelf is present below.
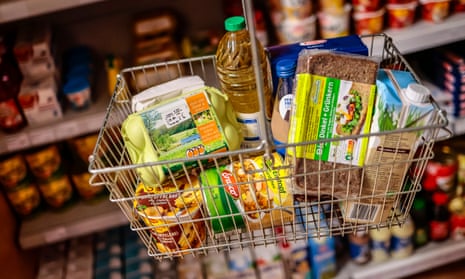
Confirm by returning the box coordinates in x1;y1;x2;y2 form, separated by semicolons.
385;13;465;54
0;92;109;156
0;0;105;23
19;197;128;249
336;239;465;279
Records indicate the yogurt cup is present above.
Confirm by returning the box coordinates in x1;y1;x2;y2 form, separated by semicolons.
420;0;451;22
276;15;316;44
352;0;383;12
387;1;418;29
318;4;352;39
353;8;386;35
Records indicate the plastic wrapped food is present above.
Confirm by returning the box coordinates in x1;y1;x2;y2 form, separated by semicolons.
288;50;378;200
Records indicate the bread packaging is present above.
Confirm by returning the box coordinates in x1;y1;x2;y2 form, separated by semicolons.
287;50;378;200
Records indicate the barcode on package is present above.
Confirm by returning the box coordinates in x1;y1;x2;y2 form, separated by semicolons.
348;203;381;222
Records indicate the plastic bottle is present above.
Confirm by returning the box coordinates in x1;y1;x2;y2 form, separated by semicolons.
410;196;429;248
0;39;26;133
271;58;296;157
429;191;450;242
390;215;414;259
369;226;391;262
215;16;273;148
348;230;371;265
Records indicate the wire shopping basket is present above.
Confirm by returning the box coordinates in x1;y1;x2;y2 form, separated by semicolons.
89;33;451;259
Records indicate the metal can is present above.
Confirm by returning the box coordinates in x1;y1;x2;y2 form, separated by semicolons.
199;166;246;234
423;144;457;193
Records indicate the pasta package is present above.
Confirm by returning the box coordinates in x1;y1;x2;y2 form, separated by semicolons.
133;176;206;255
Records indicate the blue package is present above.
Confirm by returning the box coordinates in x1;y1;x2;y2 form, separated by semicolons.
266;35;369;93
295;203;337;279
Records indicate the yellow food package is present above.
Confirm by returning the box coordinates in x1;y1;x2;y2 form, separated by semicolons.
227;152;294;231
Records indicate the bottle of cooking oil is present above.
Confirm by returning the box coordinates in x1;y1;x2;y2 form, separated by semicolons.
215;16;272;149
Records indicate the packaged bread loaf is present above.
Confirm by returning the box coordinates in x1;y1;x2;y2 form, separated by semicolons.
287;50;378;200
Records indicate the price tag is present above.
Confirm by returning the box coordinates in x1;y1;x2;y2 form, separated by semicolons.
55;122;79;140
5;134;30;152
44;227;67;243
29;130;56;146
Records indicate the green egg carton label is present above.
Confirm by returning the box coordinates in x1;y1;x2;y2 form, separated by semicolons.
122;86;242;186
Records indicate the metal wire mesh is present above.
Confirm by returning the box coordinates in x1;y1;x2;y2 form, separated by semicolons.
89;34;451;259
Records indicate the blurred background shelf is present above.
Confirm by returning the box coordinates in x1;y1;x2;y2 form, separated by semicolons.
336;239;465;279
385;13;465;54
19;197;127;249
0;0;106;23
0;89;109;156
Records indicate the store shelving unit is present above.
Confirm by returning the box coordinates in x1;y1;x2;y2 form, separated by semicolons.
0;92;109;156
19;198;127;249
0;0;105;23
385;13;465;55
336;239;465;279
1;0;464;275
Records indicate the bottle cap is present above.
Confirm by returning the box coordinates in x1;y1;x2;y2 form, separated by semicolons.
276;58;297;78
432;191;449;206
413;197;426;210
405;83;431;103
225;16;246;32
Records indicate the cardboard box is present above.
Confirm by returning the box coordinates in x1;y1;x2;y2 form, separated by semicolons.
18;76;62;126
343;69;435;224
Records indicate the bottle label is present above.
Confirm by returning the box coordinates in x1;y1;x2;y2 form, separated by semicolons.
371;239;391;261
430;220;449;240
236;111;263;148
0;99;24;129
349;238;370;264
390;235;413;258
279;94;293;121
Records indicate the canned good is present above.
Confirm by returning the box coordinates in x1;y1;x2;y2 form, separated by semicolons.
201;152;293;232
133;176;206;254
0;153;28;190
25;144;63;181
37;172;74;208
5;178;42;216
200;167;246;233
423;145;457;193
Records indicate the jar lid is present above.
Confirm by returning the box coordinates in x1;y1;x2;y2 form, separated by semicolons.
225;16;246;32
276;58;297;78
63;76;90;94
405;83;431;103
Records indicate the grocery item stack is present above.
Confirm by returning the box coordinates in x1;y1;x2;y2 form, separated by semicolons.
13;24;62;126
131;10;182;90
317;0;352;38
430;48;465;118
267;0;316;43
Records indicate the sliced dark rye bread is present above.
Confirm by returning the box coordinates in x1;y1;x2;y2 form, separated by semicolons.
292;51;378;200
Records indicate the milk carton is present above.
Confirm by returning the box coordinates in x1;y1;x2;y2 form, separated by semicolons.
343;69;436;224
